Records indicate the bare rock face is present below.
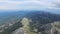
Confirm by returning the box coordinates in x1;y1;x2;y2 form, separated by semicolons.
12;28;24;34
50;21;60;34
21;17;31;34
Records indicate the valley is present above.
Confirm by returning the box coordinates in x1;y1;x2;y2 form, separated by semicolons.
0;11;60;34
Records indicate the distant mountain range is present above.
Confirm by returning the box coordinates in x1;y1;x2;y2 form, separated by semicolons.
0;10;60;25
25;11;60;22
0;10;60;34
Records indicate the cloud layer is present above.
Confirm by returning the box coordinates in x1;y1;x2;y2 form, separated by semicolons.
0;0;60;10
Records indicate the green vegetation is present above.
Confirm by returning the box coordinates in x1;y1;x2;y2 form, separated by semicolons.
0;19;23;34
0;11;60;34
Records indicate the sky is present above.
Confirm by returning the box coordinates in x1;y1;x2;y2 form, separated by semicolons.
0;0;60;11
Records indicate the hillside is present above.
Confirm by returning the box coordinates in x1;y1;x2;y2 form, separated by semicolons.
24;11;60;34
0;11;60;34
0;11;29;25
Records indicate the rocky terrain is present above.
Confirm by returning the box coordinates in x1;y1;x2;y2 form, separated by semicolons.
0;11;60;34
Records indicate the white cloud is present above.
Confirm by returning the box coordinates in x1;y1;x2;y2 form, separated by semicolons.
0;0;8;2
36;0;60;9
0;0;60;10
0;6;7;9
0;1;50;9
55;0;60;3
